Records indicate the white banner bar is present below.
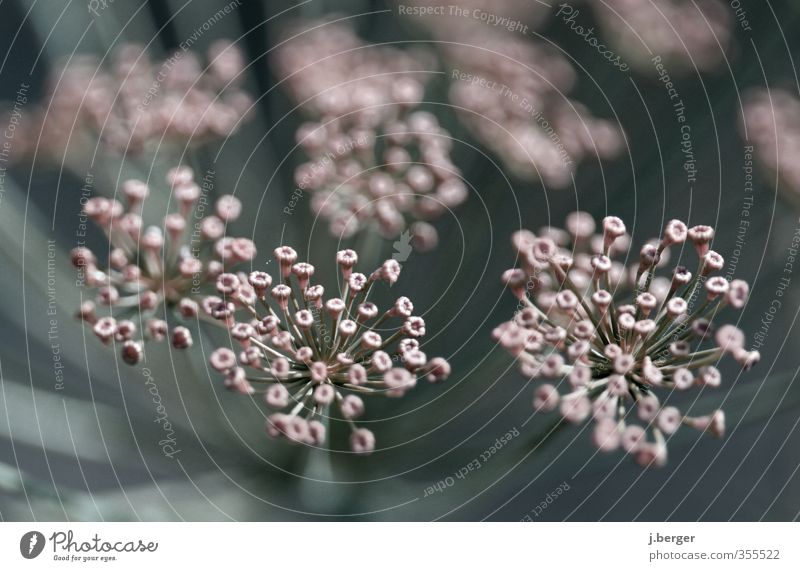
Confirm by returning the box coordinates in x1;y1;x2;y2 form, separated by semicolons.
1;523;797;569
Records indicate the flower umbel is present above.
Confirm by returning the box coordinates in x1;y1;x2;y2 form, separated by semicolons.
206;247;451;453
396;3;623;188
7;41;253;162
495;214;757;467
273;21;465;247
590;0;731;72
72;167;256;364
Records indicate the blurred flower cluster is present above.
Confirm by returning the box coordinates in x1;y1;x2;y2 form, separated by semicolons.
495;213;757;466
72;166;256;364
206;246;451;453
443;34;623;187
8;41;252;162
588;0;732;72
399;0;623;187
273;21;466;246
741;88;800;205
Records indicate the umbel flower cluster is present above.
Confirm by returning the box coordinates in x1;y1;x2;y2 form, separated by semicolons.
8;41;252;161
206;247;451;453
71;167;256;364
588;0;732;72
397;1;622;188
740;88;800;205
273;21;466;248
494;213;757;467
442;31;623;187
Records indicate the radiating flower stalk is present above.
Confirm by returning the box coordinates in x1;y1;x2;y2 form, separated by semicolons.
273;20;466;248
71;166;256;364
494;214;757;466
206;247;451;453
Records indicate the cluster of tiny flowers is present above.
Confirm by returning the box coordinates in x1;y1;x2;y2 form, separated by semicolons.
206;247;451;453
71;167;256;364
740;88;800;204
506;211;675;301
444;32;623;187
590;0;731;72
273;21;465;247
8;41;252;161
398;11;622;188
494;213;757;467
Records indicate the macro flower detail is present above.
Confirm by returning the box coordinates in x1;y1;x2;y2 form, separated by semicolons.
273;21;465;247
205;247;451;453
72;167;256;364
494;214;757;467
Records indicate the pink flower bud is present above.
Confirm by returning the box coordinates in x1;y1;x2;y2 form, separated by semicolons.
716;324;744;353
210;348;237;371
403;316;426;338
565;211;595;240
425;357;451;382
172;326;193;349
340;394;365;419
726;279;749;308
273;246;298;277
533;384;560;412
560;394;591;423
703;250;725;274
593;418;621;451
271;284;292;310
602;216;626;248
123;179;149;206
291;262;315;289
121;340;143;365
350;428;376;454
265;384;289;408
661;219;688;246
216;195;242;222
314;383;335;405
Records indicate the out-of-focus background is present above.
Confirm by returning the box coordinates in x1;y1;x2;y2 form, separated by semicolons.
1;0;800;521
